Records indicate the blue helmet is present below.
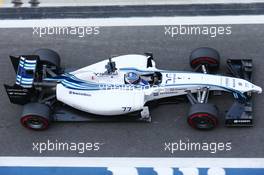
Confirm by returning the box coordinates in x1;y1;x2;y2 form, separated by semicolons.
125;72;140;84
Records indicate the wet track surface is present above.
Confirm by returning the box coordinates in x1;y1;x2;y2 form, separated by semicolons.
0;25;263;157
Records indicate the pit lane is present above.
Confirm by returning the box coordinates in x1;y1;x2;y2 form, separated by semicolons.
0;23;263;157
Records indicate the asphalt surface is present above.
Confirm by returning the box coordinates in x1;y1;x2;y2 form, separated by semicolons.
1;3;264;19
0;24;264;157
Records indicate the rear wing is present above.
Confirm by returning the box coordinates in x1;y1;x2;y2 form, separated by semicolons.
4;55;39;105
12;55;38;88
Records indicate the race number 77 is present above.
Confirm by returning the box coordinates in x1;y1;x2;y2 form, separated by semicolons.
122;107;132;112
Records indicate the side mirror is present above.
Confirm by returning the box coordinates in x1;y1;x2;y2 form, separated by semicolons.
105;57;117;74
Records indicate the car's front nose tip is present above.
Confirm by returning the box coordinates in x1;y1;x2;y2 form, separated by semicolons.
255;85;262;94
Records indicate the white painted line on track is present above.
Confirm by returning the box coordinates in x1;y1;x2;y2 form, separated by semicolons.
0;15;264;28
1;0;264;7
0;157;264;167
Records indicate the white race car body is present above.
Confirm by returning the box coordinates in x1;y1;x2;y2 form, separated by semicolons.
54;54;262;116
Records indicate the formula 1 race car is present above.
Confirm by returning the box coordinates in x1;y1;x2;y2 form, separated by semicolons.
4;47;262;131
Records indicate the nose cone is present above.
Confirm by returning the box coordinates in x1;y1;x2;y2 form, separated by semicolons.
253;85;262;94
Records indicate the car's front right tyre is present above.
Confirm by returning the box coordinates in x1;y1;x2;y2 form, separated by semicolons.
187;103;219;130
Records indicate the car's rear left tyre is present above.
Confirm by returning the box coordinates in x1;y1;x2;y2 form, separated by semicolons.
33;48;61;71
20;103;51;131
187;103;219;130
190;47;220;72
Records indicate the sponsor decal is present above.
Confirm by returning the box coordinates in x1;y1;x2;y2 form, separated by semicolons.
233;119;252;123
0;167;263;175
159;87;185;95
1;157;263;175
69;90;91;97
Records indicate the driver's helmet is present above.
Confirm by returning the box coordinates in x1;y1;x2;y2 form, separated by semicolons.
125;72;140;84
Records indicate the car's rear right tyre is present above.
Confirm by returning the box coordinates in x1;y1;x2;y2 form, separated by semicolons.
20;103;51;131
187;103;219;130
33;48;61;71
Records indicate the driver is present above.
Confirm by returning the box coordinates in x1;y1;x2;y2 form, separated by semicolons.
124;72;149;85
152;73;160;85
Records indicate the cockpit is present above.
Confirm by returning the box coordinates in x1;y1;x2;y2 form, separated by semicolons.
124;71;162;86
71;56;162;86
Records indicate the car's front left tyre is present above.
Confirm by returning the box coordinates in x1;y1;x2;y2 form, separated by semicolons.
190;47;220;72
20;103;51;131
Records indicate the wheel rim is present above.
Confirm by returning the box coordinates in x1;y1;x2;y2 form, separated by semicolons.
21;115;49;130
191;57;218;67
189;113;217;129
